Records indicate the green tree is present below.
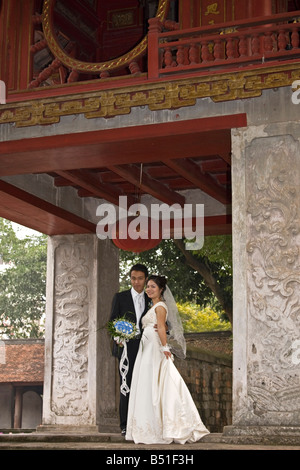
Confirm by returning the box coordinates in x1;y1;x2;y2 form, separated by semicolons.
174;236;232;323
119;235;233;324
0;218;233;337
0;219;47;338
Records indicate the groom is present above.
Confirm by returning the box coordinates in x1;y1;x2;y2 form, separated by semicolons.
110;263;150;435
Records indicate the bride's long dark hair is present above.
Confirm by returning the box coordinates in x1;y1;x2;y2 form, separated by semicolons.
147;275;167;296
148;275;187;359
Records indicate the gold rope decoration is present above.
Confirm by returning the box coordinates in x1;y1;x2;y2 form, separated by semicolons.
42;0;170;73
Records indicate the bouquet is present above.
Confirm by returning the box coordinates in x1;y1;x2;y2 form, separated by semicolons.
107;316;137;396
107;317;137;345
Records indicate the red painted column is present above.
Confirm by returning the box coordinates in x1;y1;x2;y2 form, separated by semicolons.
179;0;192;28
247;0;273;55
249;0;273;17
0;0;34;93
147;17;163;79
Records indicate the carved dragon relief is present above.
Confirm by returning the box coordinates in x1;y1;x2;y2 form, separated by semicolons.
51;241;90;418
246;136;300;416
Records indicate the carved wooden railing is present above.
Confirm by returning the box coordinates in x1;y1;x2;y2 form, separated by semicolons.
29;12;80;88
20;10;300;92
148;11;300;78
29;14;179;88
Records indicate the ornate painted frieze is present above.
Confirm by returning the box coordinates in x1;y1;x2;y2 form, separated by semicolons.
1;63;300;128
246;135;300;420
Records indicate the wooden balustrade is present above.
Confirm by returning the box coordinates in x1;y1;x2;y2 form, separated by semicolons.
7;9;300;94
147;11;300;78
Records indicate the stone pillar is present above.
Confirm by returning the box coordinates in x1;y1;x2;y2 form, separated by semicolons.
225;123;300;443
38;234;119;433
14;387;23;429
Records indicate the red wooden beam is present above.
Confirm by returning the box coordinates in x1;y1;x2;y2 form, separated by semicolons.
200;158;229;173
164;158;230;204
203;215;232;236
161;215;232;237
108;164;186;207
0;181;231;237
54;169;136;206
0;114;246;176
0;180;95;235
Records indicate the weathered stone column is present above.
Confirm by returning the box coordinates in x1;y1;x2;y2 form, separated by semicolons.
224;123;300;443
38;234;119;433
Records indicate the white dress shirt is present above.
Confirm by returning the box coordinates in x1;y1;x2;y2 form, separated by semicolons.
131;287;145;334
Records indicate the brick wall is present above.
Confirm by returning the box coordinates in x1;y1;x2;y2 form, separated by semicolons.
175;332;232;433
0;335;232;433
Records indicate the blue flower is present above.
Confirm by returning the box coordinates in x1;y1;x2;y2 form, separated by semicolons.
107;316;137;342
114;319;136;339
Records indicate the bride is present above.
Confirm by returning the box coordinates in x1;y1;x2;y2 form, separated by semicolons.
125;274;209;444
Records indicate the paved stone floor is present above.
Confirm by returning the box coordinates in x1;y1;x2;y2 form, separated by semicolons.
0;432;299;451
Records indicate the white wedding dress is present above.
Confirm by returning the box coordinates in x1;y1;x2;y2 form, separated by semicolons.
125;301;210;444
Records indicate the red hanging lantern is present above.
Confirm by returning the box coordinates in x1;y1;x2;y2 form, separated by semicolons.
111;163;162;253
111;215;162;253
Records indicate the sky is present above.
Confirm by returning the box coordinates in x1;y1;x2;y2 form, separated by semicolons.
0;222;42;271
11;222;41;239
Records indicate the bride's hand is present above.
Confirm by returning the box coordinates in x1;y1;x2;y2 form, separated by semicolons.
164;350;172;360
161;345;172;359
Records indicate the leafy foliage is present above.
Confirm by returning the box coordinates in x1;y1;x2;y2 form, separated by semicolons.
0;219;47;338
0;217;233;337
177;302;231;333
119;236;232;314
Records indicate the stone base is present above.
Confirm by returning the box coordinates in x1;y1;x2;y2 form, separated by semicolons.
221;425;300;446
36;424;100;434
98;420;120;434
98;413;121;433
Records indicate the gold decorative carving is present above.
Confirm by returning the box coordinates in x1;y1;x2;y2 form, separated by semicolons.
42;0;169;73
204;3;220;16
109;9;136;29
1;63;300;127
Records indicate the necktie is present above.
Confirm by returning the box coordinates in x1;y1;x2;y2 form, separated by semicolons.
135;293;144;334
137;293;144;315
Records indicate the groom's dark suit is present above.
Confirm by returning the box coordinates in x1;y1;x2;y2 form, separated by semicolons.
110;289;150;430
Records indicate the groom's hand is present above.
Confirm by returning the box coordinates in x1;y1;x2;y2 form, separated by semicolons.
154;323;168;333
114;336;124;347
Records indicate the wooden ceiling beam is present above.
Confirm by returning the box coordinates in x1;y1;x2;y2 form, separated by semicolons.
164;158;230;205
168;215;232;237
0;180;95;235
200;158;229;173
55;169;136;206
0;115;247;176
108;164;186;207
218;152;232;165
